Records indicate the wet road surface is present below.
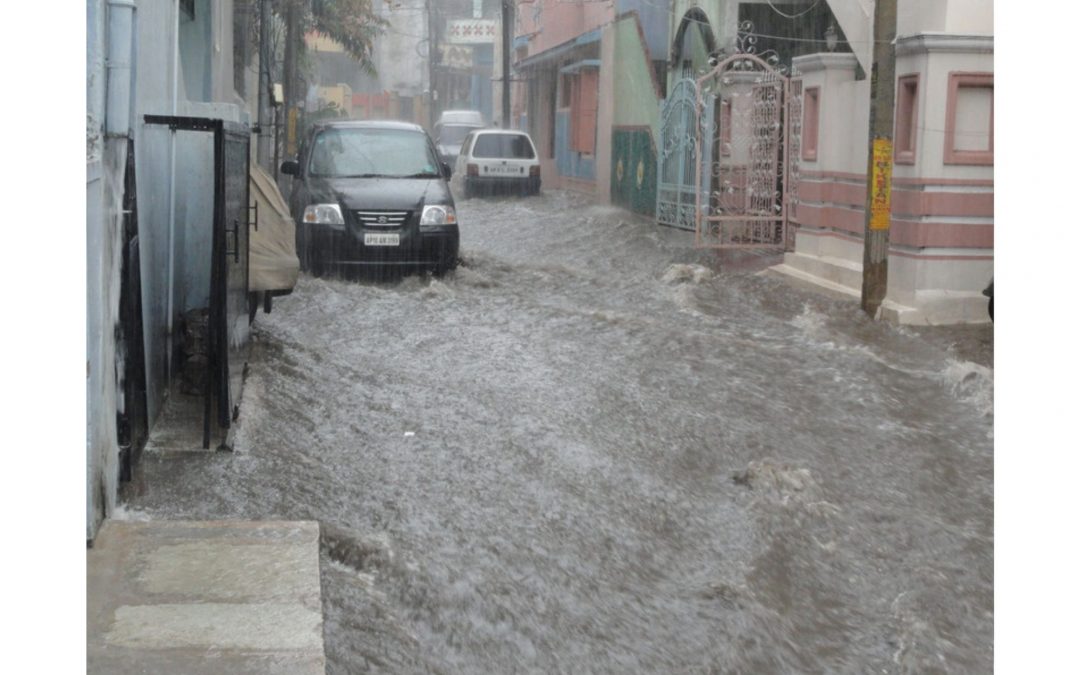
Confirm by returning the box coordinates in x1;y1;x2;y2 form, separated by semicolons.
123;190;993;674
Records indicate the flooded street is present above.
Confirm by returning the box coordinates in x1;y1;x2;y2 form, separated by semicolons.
122;190;993;674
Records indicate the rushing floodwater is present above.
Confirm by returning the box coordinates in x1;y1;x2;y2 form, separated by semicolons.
122;190;993;674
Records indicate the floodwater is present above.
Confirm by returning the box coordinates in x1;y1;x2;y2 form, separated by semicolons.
122;190;993;674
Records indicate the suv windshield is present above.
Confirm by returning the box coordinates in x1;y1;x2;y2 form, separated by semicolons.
308;127;440;178
472;134;536;160
438;125;476;147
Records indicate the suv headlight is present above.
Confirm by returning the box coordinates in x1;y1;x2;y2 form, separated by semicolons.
420;204;457;227
302;203;345;226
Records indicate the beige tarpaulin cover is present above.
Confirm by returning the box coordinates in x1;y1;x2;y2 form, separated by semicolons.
249;164;300;292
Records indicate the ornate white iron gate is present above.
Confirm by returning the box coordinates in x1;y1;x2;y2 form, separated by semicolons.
694;49;801;249
656;78;702;230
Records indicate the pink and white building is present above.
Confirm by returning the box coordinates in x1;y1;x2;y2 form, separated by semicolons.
772;0;994;324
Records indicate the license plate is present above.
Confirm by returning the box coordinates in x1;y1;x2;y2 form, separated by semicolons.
488;166;520;175
364;233;399;246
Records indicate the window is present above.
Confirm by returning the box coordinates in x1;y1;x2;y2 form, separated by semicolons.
308;128;440;178
894;75;919;164
438;125;475;147
944;72;993;165
571;69;598;154
719;99;732;156
472;133;536;159
802;86;820;162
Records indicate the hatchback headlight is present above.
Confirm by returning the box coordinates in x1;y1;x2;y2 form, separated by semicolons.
420;204;457;227
302;203;345;226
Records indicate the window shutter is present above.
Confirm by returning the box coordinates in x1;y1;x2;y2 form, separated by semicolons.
573;69;598;154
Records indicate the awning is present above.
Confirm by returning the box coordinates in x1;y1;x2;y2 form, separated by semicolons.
559;59;601;74
515;29;601;70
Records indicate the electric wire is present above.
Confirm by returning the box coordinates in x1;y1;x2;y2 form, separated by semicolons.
763;0;822;20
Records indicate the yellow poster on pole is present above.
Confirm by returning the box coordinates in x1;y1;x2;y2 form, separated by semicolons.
287;108;298;156
870;138;893;230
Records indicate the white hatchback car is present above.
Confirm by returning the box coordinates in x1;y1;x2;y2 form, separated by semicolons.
453;129;541;198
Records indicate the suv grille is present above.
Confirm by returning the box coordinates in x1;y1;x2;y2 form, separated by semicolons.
355;210;409;228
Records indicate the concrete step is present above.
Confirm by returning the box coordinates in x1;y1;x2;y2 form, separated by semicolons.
87;520;326;674
779;251;864;291
766;261;862;300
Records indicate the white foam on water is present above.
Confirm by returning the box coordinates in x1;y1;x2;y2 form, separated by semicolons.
111;503;154;521
939;359;994;417
450;265;497;288
671;284;706;317
739;459;841;518
419;279;455;299
790;304;829;338
662;263;715;285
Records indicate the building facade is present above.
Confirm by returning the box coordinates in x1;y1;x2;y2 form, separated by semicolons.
513;0;671;200
517;0;994;324
87;0;256;539
770;0;994;323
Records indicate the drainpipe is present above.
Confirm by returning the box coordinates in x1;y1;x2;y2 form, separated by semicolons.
166;0;181;386
105;0;136;137
257;0;272;169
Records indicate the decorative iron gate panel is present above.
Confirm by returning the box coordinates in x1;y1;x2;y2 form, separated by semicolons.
693;35;801;249
656;78;701;230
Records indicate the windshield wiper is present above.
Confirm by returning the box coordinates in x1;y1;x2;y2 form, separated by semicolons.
338;173;387;178
399;172;441;178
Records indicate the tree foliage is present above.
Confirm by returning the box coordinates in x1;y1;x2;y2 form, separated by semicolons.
274;0;387;67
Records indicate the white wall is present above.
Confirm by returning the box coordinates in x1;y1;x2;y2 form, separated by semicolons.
794;54;869;175
895;36;993;181
133;0;245;429
899;0;993;36
945;0;993;33
898;0;947;35
87;0;112;539
133;0;181;428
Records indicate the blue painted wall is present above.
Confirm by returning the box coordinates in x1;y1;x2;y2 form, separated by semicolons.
471;44;493;120
555;111;596;180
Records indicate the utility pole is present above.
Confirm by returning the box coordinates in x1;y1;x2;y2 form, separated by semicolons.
427;0;437;130
859;0;898;316
501;0;512;126
257;0;273;169
283;1;299;157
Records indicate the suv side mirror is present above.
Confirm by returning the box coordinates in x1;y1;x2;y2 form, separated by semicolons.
441;162;452;178
280;160;300;176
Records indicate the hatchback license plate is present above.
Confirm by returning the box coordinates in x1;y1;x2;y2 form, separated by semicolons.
364;233;399;246
488;166;520;174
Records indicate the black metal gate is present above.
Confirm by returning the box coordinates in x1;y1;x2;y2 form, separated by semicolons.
216;122;252;441
117;139;148;481
145;115;252;449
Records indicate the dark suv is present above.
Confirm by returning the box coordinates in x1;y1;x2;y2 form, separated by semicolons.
281;120;459;276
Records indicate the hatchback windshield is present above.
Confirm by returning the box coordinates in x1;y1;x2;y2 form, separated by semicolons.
308;127;440;178
472;133;536;159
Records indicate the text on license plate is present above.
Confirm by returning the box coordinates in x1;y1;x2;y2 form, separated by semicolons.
488;167;521;174
364;233;399;246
